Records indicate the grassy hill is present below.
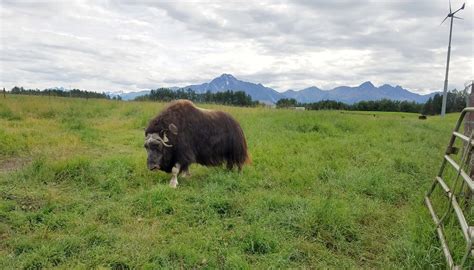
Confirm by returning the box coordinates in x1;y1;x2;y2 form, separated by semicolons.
0;95;464;268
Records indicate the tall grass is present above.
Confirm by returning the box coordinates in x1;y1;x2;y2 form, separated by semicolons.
0;94;468;268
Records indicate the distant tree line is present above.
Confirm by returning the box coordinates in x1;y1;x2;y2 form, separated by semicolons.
9;86;111;99
350;99;423;113
277;98;423;112
277;89;467;115
135;88;259;107
421;90;466;115
6;86;468;114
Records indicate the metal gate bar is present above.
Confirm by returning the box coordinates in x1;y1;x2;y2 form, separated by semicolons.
425;107;474;269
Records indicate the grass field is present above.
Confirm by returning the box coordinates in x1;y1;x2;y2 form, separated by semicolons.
0;94;468;269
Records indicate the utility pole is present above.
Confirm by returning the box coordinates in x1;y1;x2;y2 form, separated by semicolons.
441;15;453;117
440;2;465;117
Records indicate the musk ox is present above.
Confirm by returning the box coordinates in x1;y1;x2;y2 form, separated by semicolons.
144;100;250;188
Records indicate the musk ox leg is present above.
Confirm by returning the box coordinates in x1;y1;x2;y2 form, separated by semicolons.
169;163;180;188
179;164;190;177
226;162;242;172
180;167;191;178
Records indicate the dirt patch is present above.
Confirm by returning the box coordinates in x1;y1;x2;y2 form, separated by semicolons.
0;157;31;173
1;192;45;211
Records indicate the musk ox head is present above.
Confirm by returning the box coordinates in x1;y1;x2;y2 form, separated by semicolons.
144;124;178;171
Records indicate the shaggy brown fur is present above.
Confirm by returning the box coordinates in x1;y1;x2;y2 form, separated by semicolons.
145;100;250;174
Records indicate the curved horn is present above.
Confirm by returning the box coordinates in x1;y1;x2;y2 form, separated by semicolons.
146;133;173;147
160;133;173;147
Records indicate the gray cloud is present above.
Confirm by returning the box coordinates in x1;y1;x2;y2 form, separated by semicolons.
0;0;472;93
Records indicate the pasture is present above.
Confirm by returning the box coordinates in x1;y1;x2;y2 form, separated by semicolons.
0;95;462;268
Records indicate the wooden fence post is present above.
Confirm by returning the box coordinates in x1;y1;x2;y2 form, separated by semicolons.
465;81;474;155
464;81;474;209
465;83;474;134
3;88;5;99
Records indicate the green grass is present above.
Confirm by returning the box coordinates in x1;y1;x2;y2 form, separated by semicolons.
0;94;470;269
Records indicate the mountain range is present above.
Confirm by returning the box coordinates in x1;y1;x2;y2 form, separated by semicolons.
116;74;437;104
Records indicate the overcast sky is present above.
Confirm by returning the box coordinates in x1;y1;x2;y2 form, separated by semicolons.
0;0;472;94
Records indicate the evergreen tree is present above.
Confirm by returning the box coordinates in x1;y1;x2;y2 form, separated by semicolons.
135;88;258;107
276;98;297;108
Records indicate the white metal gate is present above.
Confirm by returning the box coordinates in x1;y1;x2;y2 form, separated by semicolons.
425;107;474;269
